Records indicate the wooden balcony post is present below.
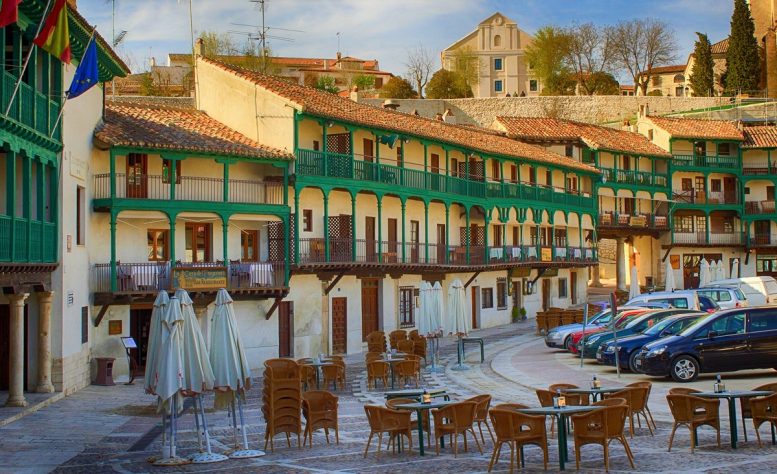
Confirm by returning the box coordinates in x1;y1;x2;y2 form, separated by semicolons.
223;162;230;202
322;122;328;176
401;198;407;263
445;203;450;264
168;212;177;264
377;195;383;264
351;192;357;263
110;212;117;292
109;150;116;199
169;157;177;200
293;187;300;264
323;192;330;262
423;200;429;263
221;215;229;261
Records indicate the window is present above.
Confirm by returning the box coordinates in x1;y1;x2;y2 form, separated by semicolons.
695;313;745;338
375;77;383;88
303;209;313;232
494;57;503;70
674;215;695;233
648;129;654;141
756;255;777;273
681;178;693;191
185;223;212;262
768;186;775;201
528;167;536;184
493;224;502;247
241;230;259;261
147;229;169;261
76;185;85;245
512;227;519;245
529;80;538;92
482;288;494;309
718;143;731;156
496;279;507;309
530;227;538;245
750;309;777;332
510;164;517;183
566;176;578;192
162;159;181;184
491;160;500;180
493;35;502;47
451;158;459;177
399;287;415;327
312;140;320;151
711;179;721;192
745;187;750;195
81;307;89;344
397;146;403;167
558;278;568;298
494;80;503;92
564;145;574;157
545;170;552;187
554;229;567;247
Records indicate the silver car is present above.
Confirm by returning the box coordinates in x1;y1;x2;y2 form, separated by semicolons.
544;306;646;350
694;287;748;310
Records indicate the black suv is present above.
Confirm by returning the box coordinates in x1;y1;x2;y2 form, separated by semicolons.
633;307;777;382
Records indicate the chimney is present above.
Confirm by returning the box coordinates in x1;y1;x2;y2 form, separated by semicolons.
323;59;328;70
194;38;203;57
149;57;156;68
336;51;342;61
382;99;400;110
350;85;361;102
435;113;443;121
442;108;456;124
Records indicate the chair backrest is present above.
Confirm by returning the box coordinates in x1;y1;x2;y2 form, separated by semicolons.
605;388;635;407
754;382;777;392
668;387;701;395
367;360;388;377
604;404;629;437
264;358;301;380
365;404;409;431
397;339;415;353
666;394;711;422
594;397;627;407
489;408;519;440
450;401;478;429
365;351;383;363
386;397;416;410
627;386;650;411
493;403;529;410
536;388;555;407
549;383;579;392
302;390;338;413
408;329;420;339
396;359;417;376
750;393;777;419
466;394;492;421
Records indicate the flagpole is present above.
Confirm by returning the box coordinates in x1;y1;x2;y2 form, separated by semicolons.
4;0;55;116
49;26;98;139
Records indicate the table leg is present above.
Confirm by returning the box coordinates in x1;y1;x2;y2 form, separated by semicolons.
728;398;738;449
417;409;425;456
390;365;395;390
315;368;321;391
557;414;567;470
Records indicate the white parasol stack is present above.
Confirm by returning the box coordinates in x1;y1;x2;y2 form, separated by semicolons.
417;281;433;335
717;259;726;281
447;279;470;370
731;258;740;279
664;259;676;292
144;291;168;395
629;265;640;299
210;288;263;458
699;258;711;287
710;260;718;282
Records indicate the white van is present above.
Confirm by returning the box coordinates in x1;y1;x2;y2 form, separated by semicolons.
702;276;777;306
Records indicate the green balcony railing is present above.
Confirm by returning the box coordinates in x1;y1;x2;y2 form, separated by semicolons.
672;154;739;170
0;70;61;140
0;215;57;263
600;168;668;188
296;148;595;211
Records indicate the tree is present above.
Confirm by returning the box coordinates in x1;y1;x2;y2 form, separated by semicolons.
405;44;434;98
584;72;620;95
379;76;418;98
566;23;616;95
451;46;480;94
525;26;574;95
425;69;471;99
199;31;239;59
725;0;761;95
352;74;375;90
606;19;677;95
315;75;339;94
690;32;714;96
138;73;158;96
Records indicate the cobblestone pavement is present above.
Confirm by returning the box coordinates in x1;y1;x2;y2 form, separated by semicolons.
2;320;777;473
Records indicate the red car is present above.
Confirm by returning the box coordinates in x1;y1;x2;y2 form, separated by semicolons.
567;309;651;354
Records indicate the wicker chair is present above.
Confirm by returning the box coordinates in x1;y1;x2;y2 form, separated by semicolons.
298;361;317;391
571;405;635;471
548;384;588;406
604;387;653;437
397;339;415;354
432;401;483;457
466;394;494;444
749;393;777;446
413;336;427;362
488;408;548;472
536;389;559;437
493;403;529;410
366;331;387;353
321;363;345;391
594;398;627;407
302;391;339;447
363;405;413;458
366;361;389;390
408;329;420;340
626;381;657;430
395;359;420;388
365;351;383;363
387;397;431;447
389;330;408;350
739;382;777;443
668;387;701;396
666;394;721;452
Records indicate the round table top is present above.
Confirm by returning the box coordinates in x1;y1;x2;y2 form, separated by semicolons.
394;400;456;410
518;405;599;416
563;387;625;395
385;388;446;397
695;390;774;399
302;361;335;367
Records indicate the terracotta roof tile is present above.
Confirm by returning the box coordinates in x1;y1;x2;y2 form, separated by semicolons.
201;58;598;174
639;64;687;76
711;38;729;55
743;126;777;148
646;116;744;141
495;117;671;158
94;102;293;160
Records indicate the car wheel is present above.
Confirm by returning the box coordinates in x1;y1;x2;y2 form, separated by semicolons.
564;336;573;351
670;356;700;383
628;351;640;373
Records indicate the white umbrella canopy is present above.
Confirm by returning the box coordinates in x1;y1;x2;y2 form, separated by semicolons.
709;260;718;282
154;297;185;403
629;265;640;299
417;281;433;335
699;258;710;287
447;279;469;336
210;289;252;398
717;259;726;280
431;281;444;333
144;291;169;394
664;259;676;293
175;289;215;394
731;258;740;279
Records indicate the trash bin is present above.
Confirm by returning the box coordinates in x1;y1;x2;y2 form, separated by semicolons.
94;357;116;386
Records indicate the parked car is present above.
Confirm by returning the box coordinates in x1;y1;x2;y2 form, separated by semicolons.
695;287;748;310
597;313;705;371
581;309;694;359
702;277;777;306
568;309;652;354
625;290;701;310
698;295;721;313
633;306;777;382
544;306;648;349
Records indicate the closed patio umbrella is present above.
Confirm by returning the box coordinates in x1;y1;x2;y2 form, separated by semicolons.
144;291;169;395
699;258;710;287
431;281;444;333
731;258;740;279
210;288;263;458
709;260;718;282
447;279;469;370
717;259;726;281
629;265;640;299
417;281;433;336
664;259;676;293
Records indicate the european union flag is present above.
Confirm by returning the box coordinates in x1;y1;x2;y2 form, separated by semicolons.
67;39;98;99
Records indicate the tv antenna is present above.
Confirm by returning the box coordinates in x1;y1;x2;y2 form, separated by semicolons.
231;0;302;73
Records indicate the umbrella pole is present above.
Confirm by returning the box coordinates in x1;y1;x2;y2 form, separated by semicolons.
192;396;203;452
451;334;470;371
229;393;265;458
238;395;249;449
171;396;177;459
190;394;230;463
231;397;239;449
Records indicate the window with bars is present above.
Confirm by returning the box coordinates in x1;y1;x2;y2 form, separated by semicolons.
496;279;507;309
558;278;568;298
674;215;695;233
482;288;494;309
399;287;415;327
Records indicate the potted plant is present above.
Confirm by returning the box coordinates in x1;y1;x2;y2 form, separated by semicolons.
512;306;520;322
520;307;527;321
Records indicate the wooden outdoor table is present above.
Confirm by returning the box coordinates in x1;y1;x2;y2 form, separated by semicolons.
563;386;624;403
517;405;599;471
695;390;773;449
381;356;406;389
385;388;448;401
302;361;335;390
394;400;457;456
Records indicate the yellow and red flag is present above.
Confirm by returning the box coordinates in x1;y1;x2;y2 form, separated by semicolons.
0;0;22;28
34;0;71;64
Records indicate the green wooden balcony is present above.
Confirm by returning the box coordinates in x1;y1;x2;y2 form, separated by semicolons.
672;231;744;246
0;215;57;263
600;168;668;188
295;149;595;211
671;154;740;171
1;70;62;140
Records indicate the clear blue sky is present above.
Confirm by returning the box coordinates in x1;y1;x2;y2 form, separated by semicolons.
80;0;734;81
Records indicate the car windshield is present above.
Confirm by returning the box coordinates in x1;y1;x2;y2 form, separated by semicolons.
643;317;684;336
614;312;643;329
587;309;609;324
678;314;716;336
735;289;746;300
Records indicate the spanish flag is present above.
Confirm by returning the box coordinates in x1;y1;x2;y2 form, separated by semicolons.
0;0;21;28
34;0;71;64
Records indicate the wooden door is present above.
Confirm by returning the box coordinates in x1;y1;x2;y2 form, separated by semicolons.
332;297;348;354
724;177;736;204
361;279;379;340
328;214;353;262
471;286;480;329
387;218;397;262
365;216;376;262
512;281;521;310
363;138;374;162
542;279;551;311
571;272;578;305
410;220;420;263
126;153;148;198
279;302;294;358
130;309;153;373
185;223;212;262
436;224;446;263
430;153;441;191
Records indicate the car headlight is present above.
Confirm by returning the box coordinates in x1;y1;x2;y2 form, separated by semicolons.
587;335;601;344
646;346;667;356
603;345;615;353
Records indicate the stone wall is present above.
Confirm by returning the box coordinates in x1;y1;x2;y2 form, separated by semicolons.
364;96;727;126
53;346;91;395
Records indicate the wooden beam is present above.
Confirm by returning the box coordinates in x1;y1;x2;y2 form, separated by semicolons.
531;267;549;285
324;272;346;295
94;304;111;327
463;271;481;289
662;246;673;262
745;249;751;266
265;298;282;320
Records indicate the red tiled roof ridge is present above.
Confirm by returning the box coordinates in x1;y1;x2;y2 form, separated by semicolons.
645;115;744;141
742;125;777;148
639;64;687;75
200;57;599;174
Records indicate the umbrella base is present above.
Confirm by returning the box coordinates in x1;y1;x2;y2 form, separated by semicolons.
451;363;470;371
229;449;265;459
190;452;229;464
152;456;191;466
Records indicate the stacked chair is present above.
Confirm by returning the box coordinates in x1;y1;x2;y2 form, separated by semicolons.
389;329;407;350
366;331;387;353
536;308;589;334
263;358;303;451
